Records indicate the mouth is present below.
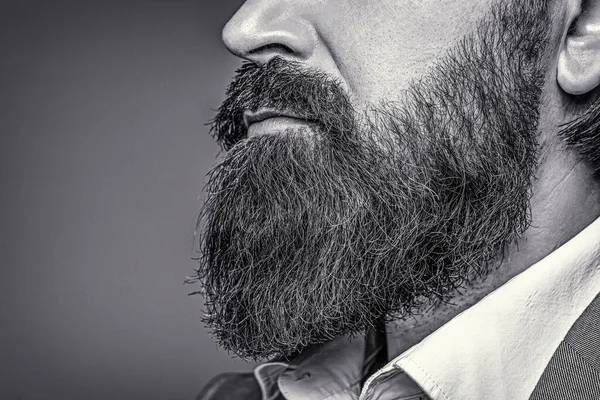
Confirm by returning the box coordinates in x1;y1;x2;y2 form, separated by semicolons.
243;109;316;138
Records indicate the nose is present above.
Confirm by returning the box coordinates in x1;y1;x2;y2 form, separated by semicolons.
222;1;316;65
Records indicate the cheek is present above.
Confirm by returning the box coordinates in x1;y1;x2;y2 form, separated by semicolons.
319;0;490;106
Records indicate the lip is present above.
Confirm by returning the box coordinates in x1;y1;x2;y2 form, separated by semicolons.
243;109;311;128
248;117;315;138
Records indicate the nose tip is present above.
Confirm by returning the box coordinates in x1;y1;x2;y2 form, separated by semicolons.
222;3;315;65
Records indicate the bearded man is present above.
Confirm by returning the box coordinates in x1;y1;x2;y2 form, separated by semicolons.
191;0;600;398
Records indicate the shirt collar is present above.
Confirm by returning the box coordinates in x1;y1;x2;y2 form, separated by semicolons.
255;216;600;400
256;332;425;400
256;333;366;400
362;216;600;400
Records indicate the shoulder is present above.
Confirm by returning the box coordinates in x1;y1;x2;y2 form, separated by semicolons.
195;372;262;400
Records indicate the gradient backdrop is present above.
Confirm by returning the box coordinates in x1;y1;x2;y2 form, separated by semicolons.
0;2;256;399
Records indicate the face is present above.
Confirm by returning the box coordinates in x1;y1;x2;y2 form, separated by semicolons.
192;0;557;362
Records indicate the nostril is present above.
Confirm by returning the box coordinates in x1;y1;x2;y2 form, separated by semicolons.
248;43;296;56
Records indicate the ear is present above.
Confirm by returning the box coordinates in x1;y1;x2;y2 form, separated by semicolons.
558;0;600;95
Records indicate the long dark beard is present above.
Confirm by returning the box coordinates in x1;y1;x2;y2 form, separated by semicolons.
190;0;550;361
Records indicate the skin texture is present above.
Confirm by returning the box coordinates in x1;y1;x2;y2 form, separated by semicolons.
196;0;600;361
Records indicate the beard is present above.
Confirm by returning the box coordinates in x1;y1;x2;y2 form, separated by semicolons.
191;0;550;361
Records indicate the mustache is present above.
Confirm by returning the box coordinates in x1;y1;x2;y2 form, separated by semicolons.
210;57;356;150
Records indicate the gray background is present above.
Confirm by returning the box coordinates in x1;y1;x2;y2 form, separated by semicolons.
0;1;256;399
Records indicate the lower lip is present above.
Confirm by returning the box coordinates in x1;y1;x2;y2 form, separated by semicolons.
247;117;313;138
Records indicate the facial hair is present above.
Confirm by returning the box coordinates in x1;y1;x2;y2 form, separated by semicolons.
191;0;550;362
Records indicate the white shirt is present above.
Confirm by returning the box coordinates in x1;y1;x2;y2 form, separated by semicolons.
255;217;600;400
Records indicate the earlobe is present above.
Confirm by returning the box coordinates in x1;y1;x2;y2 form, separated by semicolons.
558;2;600;95
558;35;600;95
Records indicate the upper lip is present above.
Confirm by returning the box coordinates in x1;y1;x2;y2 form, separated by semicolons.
242;109;308;128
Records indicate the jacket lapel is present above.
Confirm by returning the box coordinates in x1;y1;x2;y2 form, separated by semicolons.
529;291;600;399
